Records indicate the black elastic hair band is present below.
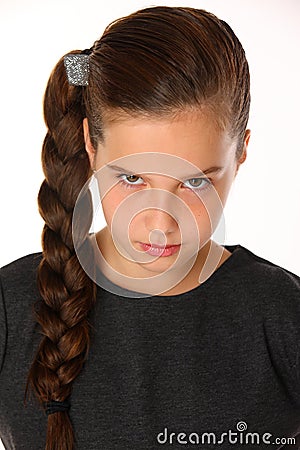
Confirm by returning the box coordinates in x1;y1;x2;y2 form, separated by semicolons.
45;399;71;416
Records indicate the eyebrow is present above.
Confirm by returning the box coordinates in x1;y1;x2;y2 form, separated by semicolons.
107;164;224;177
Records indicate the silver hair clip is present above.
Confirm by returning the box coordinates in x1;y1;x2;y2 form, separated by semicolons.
64;54;89;86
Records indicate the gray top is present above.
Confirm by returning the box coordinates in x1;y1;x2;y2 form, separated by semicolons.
0;244;300;449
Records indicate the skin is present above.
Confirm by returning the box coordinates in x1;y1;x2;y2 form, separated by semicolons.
83;109;250;296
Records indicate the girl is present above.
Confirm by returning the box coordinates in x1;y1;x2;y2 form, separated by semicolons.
0;6;299;450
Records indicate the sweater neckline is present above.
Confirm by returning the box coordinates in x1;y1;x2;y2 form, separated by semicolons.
95;244;248;302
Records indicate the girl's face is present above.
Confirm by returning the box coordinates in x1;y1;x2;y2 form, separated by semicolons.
84;109;249;283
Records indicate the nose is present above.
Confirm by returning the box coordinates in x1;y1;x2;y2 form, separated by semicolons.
140;188;178;235
144;208;178;235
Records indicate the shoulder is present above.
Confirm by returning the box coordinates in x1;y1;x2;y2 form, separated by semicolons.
0;253;43;374
0;252;43;316
226;245;300;403
239;244;299;277
222;244;300;326
1;252;42;273
1;252;42;288
248;245;299;304
240;245;300;328
226;244;300;301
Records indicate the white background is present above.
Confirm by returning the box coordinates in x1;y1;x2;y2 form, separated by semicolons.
0;0;299;448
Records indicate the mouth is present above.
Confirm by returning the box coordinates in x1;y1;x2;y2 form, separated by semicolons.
138;242;181;257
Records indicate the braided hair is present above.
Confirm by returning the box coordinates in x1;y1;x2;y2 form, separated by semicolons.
24;51;96;449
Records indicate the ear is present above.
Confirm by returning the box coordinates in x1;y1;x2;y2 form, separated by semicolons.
83;118;96;170
235;129;251;176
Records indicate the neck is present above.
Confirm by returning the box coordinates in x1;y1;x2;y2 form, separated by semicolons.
90;229;231;296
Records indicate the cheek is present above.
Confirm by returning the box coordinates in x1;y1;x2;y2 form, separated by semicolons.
101;189;143;241
187;190;224;236
101;190;124;227
125;216;145;244
189;202;211;235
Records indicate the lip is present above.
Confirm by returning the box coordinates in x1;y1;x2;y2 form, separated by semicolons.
138;242;181;257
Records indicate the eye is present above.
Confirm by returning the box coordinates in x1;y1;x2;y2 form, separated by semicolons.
117;174;145;186
183;177;211;190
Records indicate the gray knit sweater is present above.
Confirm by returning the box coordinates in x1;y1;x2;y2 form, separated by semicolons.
0;245;300;449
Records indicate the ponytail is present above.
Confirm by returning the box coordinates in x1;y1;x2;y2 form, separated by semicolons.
24;51;97;450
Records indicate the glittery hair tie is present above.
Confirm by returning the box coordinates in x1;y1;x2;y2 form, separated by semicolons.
45;399;71;416
64;49;91;86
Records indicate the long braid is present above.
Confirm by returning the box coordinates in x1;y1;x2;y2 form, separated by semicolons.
24;51;97;450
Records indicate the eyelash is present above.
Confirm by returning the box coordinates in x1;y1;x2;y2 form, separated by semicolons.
116;174;213;192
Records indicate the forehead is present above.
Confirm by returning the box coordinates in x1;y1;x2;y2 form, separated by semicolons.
97;109;236;169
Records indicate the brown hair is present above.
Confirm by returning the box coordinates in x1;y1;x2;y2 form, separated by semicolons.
25;6;250;449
